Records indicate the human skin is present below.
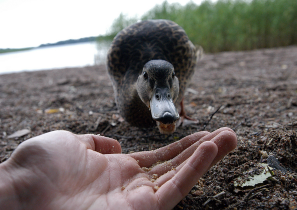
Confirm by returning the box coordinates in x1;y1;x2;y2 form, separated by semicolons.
0;127;237;210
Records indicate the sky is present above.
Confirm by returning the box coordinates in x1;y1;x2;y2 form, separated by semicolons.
0;0;205;49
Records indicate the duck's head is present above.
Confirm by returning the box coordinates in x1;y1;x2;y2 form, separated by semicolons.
136;60;180;134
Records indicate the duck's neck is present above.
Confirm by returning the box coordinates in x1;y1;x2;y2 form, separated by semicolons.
117;73;155;127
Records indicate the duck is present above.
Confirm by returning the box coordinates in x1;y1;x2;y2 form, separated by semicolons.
107;19;198;134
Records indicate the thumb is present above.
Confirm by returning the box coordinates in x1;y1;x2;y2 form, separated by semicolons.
91;135;122;154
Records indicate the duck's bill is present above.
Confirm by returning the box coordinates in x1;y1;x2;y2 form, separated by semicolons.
156;121;176;134
150;92;179;123
150;88;179;134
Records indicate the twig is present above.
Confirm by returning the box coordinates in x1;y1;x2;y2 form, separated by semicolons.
233;121;242;131
202;191;226;206
202;105;222;131
243;184;270;201
107;134;135;140
107;133;183;141
226;184;271;209
101;124;111;135
90;116;102;131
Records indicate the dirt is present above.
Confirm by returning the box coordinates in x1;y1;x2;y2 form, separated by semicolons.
1;46;297;209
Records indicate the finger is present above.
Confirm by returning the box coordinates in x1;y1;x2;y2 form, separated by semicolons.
147;143;198;177
78;134;122;154
198;127;236;143
156;141;218;210
147;127;236;176
196;127;237;167
129;131;209;168
208;128;237;167
153;128;237;186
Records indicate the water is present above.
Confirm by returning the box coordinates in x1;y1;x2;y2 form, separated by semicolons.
0;41;111;75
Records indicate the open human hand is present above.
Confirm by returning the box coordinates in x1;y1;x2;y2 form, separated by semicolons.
0;127;237;210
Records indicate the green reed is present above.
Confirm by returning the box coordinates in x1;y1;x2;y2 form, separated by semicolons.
108;0;297;53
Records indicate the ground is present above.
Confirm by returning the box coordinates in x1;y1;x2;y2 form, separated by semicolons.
0;46;297;209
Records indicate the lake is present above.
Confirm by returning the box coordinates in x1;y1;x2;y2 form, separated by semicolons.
0;41;111;75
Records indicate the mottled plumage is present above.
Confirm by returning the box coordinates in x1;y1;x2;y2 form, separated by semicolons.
107;19;197;134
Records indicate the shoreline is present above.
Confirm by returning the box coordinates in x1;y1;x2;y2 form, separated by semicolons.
1;45;296;76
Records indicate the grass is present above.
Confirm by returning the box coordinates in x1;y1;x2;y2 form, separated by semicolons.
108;0;297;53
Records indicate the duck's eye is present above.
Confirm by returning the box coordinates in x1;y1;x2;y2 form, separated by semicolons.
172;72;175;78
143;72;148;80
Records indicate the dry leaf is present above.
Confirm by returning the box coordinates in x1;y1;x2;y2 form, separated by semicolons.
45;108;65;114
8;129;31;139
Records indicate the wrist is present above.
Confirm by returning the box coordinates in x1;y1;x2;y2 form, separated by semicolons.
0;161;20;209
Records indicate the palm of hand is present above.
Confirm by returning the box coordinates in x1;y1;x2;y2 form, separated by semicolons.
6;128;236;210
